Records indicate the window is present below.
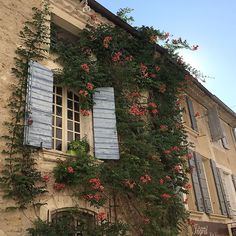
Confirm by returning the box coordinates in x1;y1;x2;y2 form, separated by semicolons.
52;86;80;151
51;209;95;236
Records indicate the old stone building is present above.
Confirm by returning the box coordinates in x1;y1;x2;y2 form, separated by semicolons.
0;0;236;236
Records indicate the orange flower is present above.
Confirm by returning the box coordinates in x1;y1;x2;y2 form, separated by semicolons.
54;183;65;191
184;183;192;189
159;178;164;185
194;112;200;117
160;125;168;131
112;52;122;62
186;153;193;160
43;175;49;182
96;212;107;222
155;66;161;72
124;180;136;189
140;63;148;77
79;90;88;97
103;36;112;48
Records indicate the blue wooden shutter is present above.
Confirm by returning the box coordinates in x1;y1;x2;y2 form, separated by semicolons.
24;61;53;149
208;107;224;142
188;151;204;211
210;159;228;216
186;96;198;131
218;168;232;217
194;153;213;214
93;87;120;160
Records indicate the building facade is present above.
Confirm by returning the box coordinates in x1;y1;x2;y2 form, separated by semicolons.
0;0;236;236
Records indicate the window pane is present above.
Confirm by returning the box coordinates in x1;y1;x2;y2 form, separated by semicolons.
52;116;55;126
52;128;54;137
74;112;80;122
57;87;62;95
56;128;62;139
56;106;62;116
57;96;62;105
68;110;73;120
68;91;73;99
68;100;73;109
68;120;73;131
52;139;55;149
56;140;62;151
75;133;80;140
56;117;62;128
75;123;80;132
68;132;73;142
74;102;79;111
74;94;79;102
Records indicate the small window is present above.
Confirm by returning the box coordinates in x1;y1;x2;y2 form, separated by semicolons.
51;209;95;236
52;86;80;151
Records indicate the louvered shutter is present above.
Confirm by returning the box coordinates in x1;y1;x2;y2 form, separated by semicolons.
24;61;53;149
208;107;224;142
232;175;236;191
93;87;120;160
221;122;229;149
188;151;204;211
218;169;232;217
210;159;228;216
186;96;198;131
194;153;213;213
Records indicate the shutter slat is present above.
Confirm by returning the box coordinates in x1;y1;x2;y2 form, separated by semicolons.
210;159;228;216
208;107;224;141
93;87;120;160
186;96;198;131
194;153;213;213
24;61;53;149
188;151;205;212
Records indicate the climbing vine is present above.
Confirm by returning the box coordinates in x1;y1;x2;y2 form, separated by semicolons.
0;2;199;235
0;1;50;208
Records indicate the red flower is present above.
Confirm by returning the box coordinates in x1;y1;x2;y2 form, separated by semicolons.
148;102;157;108
54;183;65;191
160;193;171;200
174;165;182;173
124;180;136;189
89;14;97;21
140;174;152;184
159;178;164;185
103;36;112;48
159;84;166;93
155;66;161;72
184;183;192;189
112;52;122;62
160;125;168;131
124;55;133;61
81;63;89;73
143;218;150;224
171;146;180;151
81;109;91;116
129;104;147;116
94;193;102;201
194;112;200;117
67;166;74;173
151;109;158;114
86;82;94;91
96;212;107;222
164;150;171;155
149;73;157;78
89;178;104;191
186;153;193;160
129;91;141;97
43;175;49;182
187;219;195;226
79;90;88;97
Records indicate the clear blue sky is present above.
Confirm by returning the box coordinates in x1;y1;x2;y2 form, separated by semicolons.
97;0;236;112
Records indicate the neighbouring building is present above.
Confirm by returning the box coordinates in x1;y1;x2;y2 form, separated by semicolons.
0;0;236;236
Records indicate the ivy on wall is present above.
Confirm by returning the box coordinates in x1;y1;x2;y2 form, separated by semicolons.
0;1;198;235
0;1;50;209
